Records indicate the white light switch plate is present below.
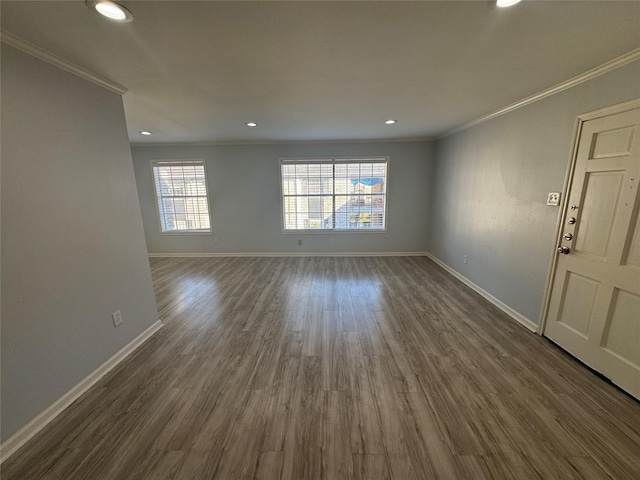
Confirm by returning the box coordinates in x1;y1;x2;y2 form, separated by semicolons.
112;310;123;327
546;192;561;206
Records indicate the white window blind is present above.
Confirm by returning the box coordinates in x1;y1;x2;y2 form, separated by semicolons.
151;160;211;233
280;158;388;231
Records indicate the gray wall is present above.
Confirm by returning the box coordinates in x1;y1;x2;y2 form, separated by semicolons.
430;60;640;325
1;46;159;441
131;141;435;254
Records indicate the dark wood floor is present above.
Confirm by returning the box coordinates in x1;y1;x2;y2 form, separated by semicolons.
3;256;639;479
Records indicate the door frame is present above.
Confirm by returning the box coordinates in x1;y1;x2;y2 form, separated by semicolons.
538;97;640;335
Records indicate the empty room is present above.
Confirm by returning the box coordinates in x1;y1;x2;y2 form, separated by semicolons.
2;1;640;479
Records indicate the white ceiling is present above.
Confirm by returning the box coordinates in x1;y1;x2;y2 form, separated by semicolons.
2;1;639;144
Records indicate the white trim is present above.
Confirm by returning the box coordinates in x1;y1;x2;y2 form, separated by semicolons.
537;117;584;334
150;159;212;234
539;98;640;335
281;229;388;235
0;320;163;464
130;137;436;148
278;156;390;233
0;30;128;95
279;156;389;164
443;48;640;138
425;253;538;333
148;252;429;258
577;97;640;122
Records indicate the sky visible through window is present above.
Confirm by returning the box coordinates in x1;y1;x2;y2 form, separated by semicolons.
281;159;387;231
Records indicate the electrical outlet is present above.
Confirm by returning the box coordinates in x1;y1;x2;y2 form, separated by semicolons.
112;310;123;327
297;239;303;246
463;254;468;264
330;236;336;243
213;236;219;244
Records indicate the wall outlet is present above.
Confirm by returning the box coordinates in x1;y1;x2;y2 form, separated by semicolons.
297;239;303;246
463;254;468;264
330;236;336;243
112;310;123;327
213;236;219;244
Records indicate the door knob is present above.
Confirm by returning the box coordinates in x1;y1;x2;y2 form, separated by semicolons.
564;233;573;240
557;246;570;255
567;217;576;224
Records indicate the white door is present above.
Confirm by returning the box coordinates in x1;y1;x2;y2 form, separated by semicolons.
544;102;640;399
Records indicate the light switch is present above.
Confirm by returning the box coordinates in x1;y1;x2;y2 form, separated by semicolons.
546;192;561;206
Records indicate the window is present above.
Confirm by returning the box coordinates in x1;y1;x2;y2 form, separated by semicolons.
151;160;211;233
280;157;388;231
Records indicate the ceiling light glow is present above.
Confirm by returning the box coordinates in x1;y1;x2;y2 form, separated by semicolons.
246;122;257;127
140;131;152;135
496;0;522;7
385;119;397;125
91;1;133;22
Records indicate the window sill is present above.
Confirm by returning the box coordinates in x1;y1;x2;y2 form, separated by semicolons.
160;231;212;236
282;229;387;234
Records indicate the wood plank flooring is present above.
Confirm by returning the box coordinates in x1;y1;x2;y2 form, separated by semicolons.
2;256;639;479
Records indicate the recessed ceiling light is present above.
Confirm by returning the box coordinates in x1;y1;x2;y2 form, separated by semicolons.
140;131;152;136
90;1;133;23
496;0;522;7
385;119;397;125
246;122;258;127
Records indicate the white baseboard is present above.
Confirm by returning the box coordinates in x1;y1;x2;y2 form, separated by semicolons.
0;320;164;464
149;251;429;258
425;253;538;333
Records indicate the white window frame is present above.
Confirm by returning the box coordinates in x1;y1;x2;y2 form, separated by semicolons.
150;159;212;235
279;156;389;233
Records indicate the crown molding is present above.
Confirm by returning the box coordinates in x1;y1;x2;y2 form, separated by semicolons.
1;30;128;95
442;47;640;138
130;136;437;148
